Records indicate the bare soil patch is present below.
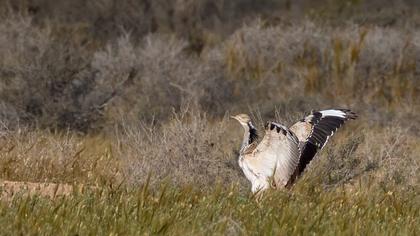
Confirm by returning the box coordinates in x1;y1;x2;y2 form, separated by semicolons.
0;180;87;200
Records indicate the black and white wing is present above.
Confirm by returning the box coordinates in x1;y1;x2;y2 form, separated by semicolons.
288;109;357;183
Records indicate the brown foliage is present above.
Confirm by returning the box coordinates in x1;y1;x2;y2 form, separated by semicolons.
0;1;419;190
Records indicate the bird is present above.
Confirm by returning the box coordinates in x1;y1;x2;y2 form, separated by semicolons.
231;109;357;194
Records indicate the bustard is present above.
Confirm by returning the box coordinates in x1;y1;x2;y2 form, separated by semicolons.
231;109;357;193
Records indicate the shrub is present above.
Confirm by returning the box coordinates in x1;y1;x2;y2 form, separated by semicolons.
115;107;246;188
0;16;104;131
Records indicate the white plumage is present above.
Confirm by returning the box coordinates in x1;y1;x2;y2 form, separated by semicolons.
231;109;357;193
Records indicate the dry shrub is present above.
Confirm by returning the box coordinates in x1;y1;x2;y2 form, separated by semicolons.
222;21;329;102
0;16;105;131
2;0;419;43
0;15;234;131
0;14;419;131
0;16;52;125
93;34;233;123
0;0;284;48
115;107;245;188
221;21;420;108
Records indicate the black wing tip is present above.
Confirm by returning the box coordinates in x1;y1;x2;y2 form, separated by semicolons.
337;109;358;120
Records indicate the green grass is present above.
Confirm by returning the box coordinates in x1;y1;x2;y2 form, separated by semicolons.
1;182;418;235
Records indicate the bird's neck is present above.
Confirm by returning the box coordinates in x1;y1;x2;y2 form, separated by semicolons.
240;122;258;153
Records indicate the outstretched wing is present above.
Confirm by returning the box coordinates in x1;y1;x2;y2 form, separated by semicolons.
288;109;357;184
245;122;301;188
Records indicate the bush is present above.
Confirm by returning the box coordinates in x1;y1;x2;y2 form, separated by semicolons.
115;108;246;188
93;34;234;124
0;16;103;131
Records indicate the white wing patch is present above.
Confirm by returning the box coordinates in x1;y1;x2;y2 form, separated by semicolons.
319;109;347;118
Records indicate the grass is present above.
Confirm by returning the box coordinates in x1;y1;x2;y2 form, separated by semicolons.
0;181;418;235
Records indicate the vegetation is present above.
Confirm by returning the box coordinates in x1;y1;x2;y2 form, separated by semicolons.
1;183;418;235
0;0;419;235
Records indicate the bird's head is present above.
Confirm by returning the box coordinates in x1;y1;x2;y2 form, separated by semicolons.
231;114;251;126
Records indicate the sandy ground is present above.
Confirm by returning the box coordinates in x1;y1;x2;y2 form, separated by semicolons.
0;180;88;201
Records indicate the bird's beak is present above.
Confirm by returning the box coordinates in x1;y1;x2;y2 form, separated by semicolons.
230;115;237;120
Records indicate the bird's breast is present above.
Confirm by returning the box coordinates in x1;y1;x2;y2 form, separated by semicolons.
239;158;254;178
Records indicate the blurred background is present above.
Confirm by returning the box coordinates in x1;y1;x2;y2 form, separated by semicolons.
0;0;418;189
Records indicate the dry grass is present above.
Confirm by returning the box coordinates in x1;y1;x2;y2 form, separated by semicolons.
0;128;120;185
1;109;418;190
